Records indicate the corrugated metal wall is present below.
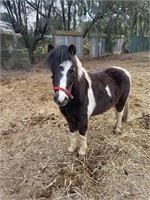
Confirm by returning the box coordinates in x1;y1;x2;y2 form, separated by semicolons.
91;37;106;57
57;35;68;45
90;36;124;57
130;36;150;53
113;37;124;52
54;31;150;57
54;31;82;56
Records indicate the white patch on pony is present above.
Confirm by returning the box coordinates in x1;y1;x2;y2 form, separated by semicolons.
79;135;87;155
58;60;72;102
67;132;77;153
105;85;112;97
115;108;124;133
87;86;96;118
75;56;96;118
75;56;84;79
112;66;131;84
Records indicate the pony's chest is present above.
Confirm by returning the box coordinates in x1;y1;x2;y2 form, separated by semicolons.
60;100;88;118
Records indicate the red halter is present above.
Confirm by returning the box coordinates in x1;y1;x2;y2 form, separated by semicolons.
53;82;74;99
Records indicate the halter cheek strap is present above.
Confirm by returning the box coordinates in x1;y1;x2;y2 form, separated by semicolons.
53;85;74;99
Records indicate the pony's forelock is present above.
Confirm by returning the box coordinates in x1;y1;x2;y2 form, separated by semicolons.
47;45;74;71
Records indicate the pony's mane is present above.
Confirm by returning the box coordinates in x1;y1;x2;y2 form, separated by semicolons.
47;45;73;70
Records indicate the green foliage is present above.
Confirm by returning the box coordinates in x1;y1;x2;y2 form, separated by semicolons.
1;49;30;69
105;30;116;53
1;0;149;65
83;40;90;55
0;12;11;23
1;34;30;69
34;43;47;62
80;0;149;43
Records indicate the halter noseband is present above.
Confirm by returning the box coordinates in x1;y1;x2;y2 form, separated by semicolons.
53;82;74;99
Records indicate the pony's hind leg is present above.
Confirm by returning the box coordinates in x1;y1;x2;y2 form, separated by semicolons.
122;99;128;123
115;108;124;133
115;99;128;134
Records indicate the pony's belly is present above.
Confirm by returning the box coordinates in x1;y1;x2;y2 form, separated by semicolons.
92;98;116;116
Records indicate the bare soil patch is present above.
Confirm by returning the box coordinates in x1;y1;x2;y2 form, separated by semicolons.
0;52;150;200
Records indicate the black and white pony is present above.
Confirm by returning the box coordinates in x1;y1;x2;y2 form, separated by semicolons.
47;44;131;155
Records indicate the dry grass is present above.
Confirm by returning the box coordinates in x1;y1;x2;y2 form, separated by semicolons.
0;52;150;200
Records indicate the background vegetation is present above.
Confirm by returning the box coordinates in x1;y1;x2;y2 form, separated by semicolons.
1;0;149;67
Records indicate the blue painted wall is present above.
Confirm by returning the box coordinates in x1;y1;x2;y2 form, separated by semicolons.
130;36;150;53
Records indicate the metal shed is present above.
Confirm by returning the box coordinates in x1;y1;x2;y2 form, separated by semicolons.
130;36;150;53
54;31;83;56
90;35;107;57
113;35;125;52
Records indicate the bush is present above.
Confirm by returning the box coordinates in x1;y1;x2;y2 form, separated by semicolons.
1;49;31;69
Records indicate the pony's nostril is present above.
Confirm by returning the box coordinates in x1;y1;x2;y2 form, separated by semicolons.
63;97;68;104
64;97;68;102
54;94;69;106
54;92;59;103
59;98;68;106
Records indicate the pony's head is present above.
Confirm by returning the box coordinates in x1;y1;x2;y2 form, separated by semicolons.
47;44;76;106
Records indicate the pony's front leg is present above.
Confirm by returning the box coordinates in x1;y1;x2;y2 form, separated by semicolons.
66;120;78;153
79;135;87;156
78;119;88;155
67;132;77;153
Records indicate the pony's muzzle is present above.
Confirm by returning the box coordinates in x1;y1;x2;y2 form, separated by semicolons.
54;91;69;106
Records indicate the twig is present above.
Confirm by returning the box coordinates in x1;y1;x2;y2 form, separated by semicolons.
15;178;28;192
44;179;56;189
72;188;85;199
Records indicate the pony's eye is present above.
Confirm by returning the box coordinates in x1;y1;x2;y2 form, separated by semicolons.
69;69;74;74
51;75;53;79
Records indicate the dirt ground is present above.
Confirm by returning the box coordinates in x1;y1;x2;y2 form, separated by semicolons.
0;52;150;200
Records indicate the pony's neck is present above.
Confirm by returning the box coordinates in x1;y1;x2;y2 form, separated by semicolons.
75;56;92;87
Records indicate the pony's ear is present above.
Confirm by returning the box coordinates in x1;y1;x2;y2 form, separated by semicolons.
68;44;76;55
48;44;54;52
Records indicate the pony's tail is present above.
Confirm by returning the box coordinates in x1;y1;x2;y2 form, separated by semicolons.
122;99;128;122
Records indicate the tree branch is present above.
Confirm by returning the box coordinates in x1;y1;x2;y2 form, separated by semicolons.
25;0;47;18
82;2;114;38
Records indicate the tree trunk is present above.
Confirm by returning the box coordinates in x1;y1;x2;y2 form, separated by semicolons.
22;33;35;65
3;0;55;65
67;0;72;31
28;49;35;65
60;0;67;31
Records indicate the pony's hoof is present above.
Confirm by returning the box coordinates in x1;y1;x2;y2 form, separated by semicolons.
78;154;85;160
78;149;87;156
114;127;121;134
67;146;76;153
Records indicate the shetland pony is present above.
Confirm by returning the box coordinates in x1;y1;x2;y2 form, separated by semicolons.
47;44;131;155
